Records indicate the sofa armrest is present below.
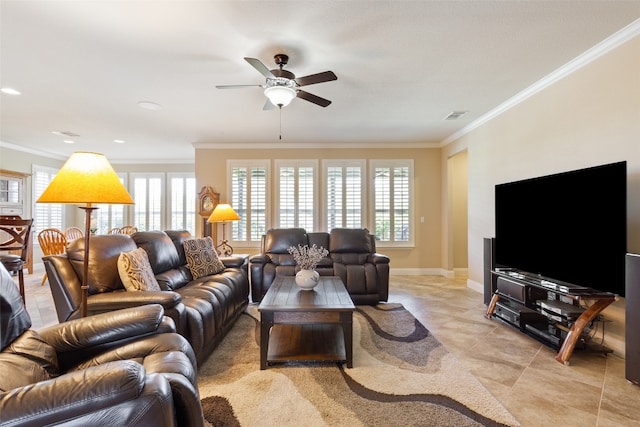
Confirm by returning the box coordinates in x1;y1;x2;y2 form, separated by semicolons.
0;361;151;426
368;253;390;264
248;253;271;264
87;290;182;312
220;254;248;269
39;304;171;352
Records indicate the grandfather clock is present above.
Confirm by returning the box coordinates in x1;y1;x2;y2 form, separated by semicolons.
198;186;219;240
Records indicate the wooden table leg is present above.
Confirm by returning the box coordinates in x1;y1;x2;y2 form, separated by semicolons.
260;312;274;370
341;311;353;368
555;298;615;365
485;292;500;319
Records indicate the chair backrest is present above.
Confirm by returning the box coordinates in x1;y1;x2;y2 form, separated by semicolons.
119;225;138;235
0;218;33;260
64;226;84;241
38;228;67;256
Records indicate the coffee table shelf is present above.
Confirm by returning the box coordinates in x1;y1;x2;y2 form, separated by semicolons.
267;324;346;363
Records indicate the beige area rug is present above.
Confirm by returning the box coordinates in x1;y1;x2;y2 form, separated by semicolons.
198;303;520;427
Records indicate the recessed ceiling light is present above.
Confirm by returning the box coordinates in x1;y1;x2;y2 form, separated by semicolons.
137;101;162;111
114;139;125;144
1;87;21;95
63;140;75;144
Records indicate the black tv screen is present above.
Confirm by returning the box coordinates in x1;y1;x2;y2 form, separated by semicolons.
495;161;627;296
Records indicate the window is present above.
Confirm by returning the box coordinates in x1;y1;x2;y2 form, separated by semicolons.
32;166;63;233
93;174;127;234
226;158;413;246
371;160;413;245
168;174;196;234
131;173;164;232
229;161;269;243
323;160;365;230
275;160;318;230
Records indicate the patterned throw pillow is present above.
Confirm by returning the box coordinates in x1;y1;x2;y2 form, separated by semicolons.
183;236;226;279
117;247;161;292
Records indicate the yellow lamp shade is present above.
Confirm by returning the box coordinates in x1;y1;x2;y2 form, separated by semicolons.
37;152;134;205
207;204;240;223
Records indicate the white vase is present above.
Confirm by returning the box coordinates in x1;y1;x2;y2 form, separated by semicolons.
295;269;320;290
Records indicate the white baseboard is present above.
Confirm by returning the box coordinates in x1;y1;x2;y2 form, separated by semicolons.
467;278;483;294
390;268;452;277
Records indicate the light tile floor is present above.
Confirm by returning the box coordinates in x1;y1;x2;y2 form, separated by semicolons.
17;264;640;426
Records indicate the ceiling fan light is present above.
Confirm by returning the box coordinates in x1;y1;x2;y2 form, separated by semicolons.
264;86;296;107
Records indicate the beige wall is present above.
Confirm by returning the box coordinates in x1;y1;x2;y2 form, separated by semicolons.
442;35;640;356
194;147;443;271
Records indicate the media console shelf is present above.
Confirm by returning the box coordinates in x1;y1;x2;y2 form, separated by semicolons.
485;270;617;365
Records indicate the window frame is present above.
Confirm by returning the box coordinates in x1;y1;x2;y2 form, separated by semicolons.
167;173;197;235
274;159;319;230
32;165;64;234
322;159;366;232
227;159;270;247
369;159;414;247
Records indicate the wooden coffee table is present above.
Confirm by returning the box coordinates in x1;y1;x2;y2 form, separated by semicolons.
258;276;355;370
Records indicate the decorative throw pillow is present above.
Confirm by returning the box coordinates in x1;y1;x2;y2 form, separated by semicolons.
183;236;225;279
117;247;161;292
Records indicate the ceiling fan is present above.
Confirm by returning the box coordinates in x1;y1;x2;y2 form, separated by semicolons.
216;54;337;109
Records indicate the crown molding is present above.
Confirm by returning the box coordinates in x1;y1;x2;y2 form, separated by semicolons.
0;140;68;161
440;18;640;147
193;140;440;150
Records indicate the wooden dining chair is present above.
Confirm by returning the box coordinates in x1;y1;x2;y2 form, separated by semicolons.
119;225;138;235
107;227;120;234
38;228;67;286
64;226;84;241
0;218;34;303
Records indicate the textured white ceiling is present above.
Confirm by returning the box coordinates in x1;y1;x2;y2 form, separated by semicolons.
1;1;639;163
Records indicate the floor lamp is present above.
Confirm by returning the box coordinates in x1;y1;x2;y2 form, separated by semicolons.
207;203;240;256
37;152;134;317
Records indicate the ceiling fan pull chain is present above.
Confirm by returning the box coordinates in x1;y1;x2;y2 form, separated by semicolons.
279;106;283;140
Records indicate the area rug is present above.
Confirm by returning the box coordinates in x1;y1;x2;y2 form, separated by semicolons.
198;303;520;427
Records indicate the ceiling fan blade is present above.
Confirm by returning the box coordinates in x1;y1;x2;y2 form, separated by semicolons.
263;99;276;110
295;71;337;87
244;57;275;78
215;84;264;89
297;90;332;107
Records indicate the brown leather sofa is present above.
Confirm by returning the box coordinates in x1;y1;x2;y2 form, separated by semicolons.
249;228;390;304
43;230;250;366
0;263;205;427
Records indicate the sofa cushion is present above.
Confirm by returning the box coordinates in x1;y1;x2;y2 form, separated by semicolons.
0;330;58;392
118;247;161;292
67;235;136;294
132;231;182;273
183;237;225;279
329;228;372;254
165;230;192;266
264;228;308;254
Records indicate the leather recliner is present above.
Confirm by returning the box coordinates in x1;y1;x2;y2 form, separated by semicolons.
249;228;390;304
0;264;205;427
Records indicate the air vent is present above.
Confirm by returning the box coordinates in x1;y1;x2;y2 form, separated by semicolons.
52;130;80;137
444;111;467;120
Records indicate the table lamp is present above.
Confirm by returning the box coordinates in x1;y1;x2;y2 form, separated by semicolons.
207;203;240;256
37;152;134;317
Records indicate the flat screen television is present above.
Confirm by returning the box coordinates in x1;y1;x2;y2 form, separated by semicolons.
494;161;627;296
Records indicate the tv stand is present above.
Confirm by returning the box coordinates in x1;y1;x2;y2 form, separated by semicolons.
485;270;617;365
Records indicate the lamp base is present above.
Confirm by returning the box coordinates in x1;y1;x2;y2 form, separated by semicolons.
216;240;233;256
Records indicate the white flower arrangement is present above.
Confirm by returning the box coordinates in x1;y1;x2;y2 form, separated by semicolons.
288;244;328;270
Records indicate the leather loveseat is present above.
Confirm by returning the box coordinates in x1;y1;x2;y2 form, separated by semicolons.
0;263;205;427
43;230;250;366
249;228;390;304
